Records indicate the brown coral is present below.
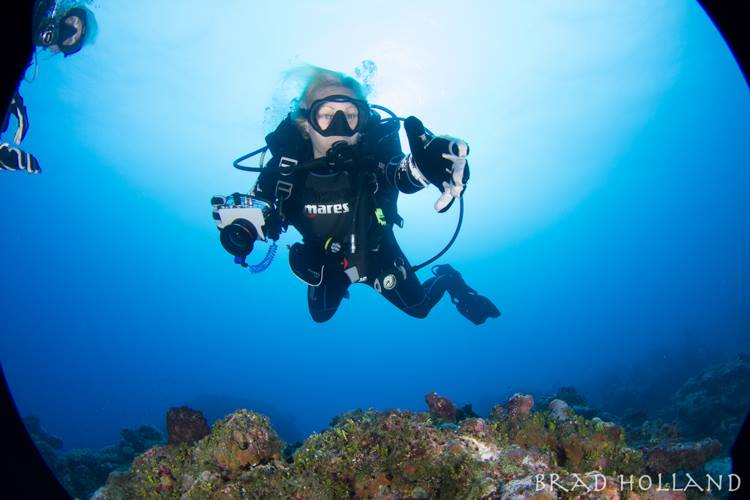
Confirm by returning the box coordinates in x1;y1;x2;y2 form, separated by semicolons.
194;410;282;475
424;391;457;422
166;406;209;446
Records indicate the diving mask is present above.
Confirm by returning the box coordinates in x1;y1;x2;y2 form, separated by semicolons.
300;95;370;137
36;7;88;57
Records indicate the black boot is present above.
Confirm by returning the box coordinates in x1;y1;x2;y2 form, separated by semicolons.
432;264;501;325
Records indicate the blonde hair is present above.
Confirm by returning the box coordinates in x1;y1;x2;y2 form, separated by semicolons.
285;65;368;138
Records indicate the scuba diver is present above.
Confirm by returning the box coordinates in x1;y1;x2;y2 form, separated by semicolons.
1;1;94;174
213;67;500;325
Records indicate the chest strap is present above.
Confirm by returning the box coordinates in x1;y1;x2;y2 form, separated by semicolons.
275;179;293;221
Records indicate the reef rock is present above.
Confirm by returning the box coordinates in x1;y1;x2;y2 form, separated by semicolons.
424;391;457;422
672;354;750;448
490;403;507;420
23;415;63;450
23;415;63;470
459;417;491;438
166;406;209;445
643;438;723;474
548;398;573;422
117;425;163;461
553;386;588;407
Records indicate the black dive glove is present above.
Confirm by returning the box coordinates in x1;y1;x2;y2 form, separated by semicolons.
404;116;470;213
359;116;402;165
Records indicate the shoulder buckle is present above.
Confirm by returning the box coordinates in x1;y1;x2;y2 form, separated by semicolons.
278;156;298;176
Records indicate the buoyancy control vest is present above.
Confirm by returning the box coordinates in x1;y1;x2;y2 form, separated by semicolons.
284;159;381;285
286;169;357;245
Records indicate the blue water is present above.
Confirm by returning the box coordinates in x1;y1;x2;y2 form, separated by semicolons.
1;1;749;453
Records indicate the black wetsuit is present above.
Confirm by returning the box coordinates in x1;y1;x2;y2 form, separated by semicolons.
251;116;454;322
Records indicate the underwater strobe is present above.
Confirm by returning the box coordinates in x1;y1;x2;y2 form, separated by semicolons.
211;193;278;272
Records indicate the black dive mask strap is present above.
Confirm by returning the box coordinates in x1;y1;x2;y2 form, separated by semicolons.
34;0;56;46
37;22;57;47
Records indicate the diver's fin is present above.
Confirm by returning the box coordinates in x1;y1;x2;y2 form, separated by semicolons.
432;264;501;325
451;291;501;325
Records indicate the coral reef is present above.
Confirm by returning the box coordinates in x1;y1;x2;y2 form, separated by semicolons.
32;354;750;498
94;393;726;500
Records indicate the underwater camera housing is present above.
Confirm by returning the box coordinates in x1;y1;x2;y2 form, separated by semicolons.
211;193;272;257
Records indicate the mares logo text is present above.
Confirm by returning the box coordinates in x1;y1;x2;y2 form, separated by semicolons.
304;203;350;216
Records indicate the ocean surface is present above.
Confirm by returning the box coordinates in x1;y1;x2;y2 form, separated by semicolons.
1;0;748;462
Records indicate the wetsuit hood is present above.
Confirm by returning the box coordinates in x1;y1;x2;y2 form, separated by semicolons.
264;114;313;161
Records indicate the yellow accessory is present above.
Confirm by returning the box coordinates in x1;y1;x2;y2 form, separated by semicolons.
374;208;387;226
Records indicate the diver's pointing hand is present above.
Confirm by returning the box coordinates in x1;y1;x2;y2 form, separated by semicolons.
435;138;469;212
404;116;470;213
